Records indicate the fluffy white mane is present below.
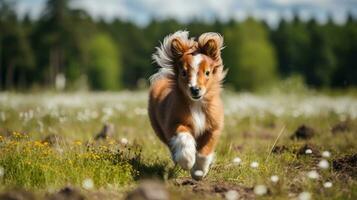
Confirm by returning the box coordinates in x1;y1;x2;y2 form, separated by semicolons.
150;30;190;84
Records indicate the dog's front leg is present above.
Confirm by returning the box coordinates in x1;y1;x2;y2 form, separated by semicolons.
191;130;220;180
169;125;196;170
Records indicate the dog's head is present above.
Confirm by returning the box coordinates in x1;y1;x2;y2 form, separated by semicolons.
152;31;225;101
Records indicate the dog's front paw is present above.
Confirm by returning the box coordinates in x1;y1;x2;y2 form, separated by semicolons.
170;133;196;170
190;153;214;180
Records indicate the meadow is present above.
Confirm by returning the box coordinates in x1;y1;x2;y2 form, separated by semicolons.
0;91;356;199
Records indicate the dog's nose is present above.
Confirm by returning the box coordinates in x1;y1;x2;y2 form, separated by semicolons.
190;86;200;96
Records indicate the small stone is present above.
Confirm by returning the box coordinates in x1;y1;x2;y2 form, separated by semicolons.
126;180;169;200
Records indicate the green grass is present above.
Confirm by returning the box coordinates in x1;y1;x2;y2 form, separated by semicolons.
0;91;356;199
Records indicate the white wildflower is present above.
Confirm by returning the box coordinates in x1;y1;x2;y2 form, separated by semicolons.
307;170;319;179
323;181;333;188
318;159;329;169
0;166;4;177
298;192;311;200
82;178;94;190
305;149;312;154
270;175;279;183
322;151;331;158
232;157;242;165
120;138;128;145
253;185;267;196
224;190;239;200
250;161;259;168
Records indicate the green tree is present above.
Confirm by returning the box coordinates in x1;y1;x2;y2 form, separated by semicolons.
224;18;277;90
272;16;310;76
0;0;34;90
305;19;336;87
88;33;121;90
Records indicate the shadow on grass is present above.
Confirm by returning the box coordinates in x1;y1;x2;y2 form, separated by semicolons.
107;145;181;181
128;157;181;180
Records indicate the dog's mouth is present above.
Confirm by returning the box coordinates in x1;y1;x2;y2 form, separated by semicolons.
190;95;202;101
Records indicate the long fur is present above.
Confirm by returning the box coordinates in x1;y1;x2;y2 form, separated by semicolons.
150;30;195;84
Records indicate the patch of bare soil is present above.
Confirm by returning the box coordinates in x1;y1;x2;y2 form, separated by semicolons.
46;187;85;200
333;154;357;178
174;178;255;200
331;121;350;134
0;189;35;200
272;145;289;154
296;144;321;157
290;125;315;140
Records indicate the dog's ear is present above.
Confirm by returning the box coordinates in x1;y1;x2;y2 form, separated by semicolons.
198;32;223;61
171;38;186;59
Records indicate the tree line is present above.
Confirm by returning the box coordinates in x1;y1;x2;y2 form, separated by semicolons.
0;0;356;91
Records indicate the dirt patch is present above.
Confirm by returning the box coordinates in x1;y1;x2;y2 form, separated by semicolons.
272;145;289;154
46;187;85;200
290;125;315;140
296;144;321;157
331;121;350;134
175;178;254;199
333;154;357;178
0;189;36;200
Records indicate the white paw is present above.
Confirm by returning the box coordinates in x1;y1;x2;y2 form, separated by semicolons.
191;153;214;180
170;133;196;170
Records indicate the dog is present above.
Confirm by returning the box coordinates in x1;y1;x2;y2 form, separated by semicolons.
148;31;226;180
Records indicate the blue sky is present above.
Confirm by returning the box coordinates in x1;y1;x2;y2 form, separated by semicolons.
16;0;357;27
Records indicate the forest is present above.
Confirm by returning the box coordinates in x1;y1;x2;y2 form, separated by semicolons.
0;0;356;91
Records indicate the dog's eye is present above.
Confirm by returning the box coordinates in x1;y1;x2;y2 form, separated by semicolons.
205;71;210;77
181;70;187;77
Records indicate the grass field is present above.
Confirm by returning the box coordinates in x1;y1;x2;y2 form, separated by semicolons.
0;91;356;199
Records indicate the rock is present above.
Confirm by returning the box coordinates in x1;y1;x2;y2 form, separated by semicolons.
95;123;114;140
291;125;315;140
125;180;169;200
331;121;350;134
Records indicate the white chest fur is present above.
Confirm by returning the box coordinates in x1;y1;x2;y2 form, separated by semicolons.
190;102;206;137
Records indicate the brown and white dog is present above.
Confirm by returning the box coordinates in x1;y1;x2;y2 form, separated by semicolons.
148;31;226;180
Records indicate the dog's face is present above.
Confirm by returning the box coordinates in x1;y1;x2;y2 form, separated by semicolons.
172;33;224;101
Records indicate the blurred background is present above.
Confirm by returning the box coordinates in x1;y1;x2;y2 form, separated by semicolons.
0;0;356;92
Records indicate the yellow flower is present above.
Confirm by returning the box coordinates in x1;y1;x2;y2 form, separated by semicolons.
74;140;82;146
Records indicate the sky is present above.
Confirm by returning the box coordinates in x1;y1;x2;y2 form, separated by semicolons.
15;0;357;27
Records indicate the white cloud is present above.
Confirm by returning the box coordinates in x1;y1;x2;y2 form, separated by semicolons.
15;0;357;26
